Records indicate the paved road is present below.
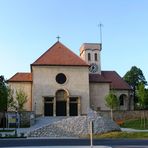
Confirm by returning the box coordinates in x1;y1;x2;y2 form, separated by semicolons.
0;139;148;147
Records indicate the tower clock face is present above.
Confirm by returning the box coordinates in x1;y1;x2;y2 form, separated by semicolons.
89;63;98;73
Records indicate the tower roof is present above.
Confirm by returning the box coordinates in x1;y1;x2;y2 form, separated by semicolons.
80;43;101;54
32;41;88;66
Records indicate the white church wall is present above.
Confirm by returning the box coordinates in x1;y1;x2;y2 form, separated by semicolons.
8;82;32;111
89;83;110;110
32;66;90;115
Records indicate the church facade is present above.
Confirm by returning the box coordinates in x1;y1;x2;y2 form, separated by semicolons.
8;41;133;116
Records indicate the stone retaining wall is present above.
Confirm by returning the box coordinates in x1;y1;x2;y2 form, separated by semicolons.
99;110;148;120
28;116;120;137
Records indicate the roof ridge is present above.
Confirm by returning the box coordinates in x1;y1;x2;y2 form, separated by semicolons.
32;41;59;64
31;41;88;66
58;42;88;65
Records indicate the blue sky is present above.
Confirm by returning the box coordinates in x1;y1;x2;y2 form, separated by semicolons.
0;0;148;81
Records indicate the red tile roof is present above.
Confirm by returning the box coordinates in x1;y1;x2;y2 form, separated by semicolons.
89;74;111;83
89;71;132;90
8;73;32;82
32;41;88;66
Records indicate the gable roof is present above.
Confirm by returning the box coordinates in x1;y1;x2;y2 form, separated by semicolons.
31;41;88;66
89;71;132;90
8;73;32;82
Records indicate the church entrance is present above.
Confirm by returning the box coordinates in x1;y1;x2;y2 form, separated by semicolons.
44;97;54;116
44;90;80;116
56;90;68;116
56;101;66;116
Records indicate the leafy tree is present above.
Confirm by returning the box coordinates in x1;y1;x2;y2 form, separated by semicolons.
136;83;148;128
123;66;147;108
145;89;148;108
105;91;119;120
137;83;147;109
16;89;27;111
0;76;8;112
7;87;17;111
0;75;8;129
124;66;147;87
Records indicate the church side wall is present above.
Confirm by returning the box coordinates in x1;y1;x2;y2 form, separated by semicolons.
32;66;90;115
89;83;110;110
8;82;32;111
113;89;133;110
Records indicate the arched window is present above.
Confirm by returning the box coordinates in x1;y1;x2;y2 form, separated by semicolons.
56;89;68;101
88;53;91;61
119;94;127;106
94;53;98;61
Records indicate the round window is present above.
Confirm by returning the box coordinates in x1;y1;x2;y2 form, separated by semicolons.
56;73;67;84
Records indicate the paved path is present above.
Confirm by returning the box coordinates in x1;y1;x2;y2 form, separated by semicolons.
6;146;112;148
121;128;148;132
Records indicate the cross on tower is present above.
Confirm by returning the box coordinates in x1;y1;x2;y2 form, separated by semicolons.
56;36;60;41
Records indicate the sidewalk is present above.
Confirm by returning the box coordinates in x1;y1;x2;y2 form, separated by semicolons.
121;128;148;132
5;146;112;148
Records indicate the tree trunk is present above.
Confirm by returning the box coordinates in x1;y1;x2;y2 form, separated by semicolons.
143;110;146;129
111;109;113;120
2;111;5;130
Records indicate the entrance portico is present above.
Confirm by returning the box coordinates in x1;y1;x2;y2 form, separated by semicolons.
44;89;81;116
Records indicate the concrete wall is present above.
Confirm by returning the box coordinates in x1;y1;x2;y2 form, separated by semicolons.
99;110;148;120
32;66;90;115
89;83;110;110
8;82;32;111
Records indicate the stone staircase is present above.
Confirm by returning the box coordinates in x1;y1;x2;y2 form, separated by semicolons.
27;116;121;138
17;116;67;136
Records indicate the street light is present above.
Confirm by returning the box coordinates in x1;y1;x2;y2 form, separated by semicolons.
15;110;17;136
87;108;97;148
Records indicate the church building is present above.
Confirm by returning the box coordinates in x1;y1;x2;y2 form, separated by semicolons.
8;41;133;116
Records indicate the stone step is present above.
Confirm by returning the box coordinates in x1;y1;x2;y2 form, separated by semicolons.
28;116;121;137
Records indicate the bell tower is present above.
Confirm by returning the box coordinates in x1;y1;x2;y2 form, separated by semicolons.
80;43;101;74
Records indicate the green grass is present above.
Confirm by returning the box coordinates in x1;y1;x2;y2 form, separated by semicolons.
0;130;14;132
121;119;148;130
92;131;148;139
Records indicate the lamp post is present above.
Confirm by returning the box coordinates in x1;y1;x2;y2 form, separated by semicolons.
15;110;17;136
90;120;93;148
87;108;97;148
15;107;19;137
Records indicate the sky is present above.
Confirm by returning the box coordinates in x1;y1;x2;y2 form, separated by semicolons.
0;0;148;81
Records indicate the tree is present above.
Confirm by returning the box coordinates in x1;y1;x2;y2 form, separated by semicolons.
145;89;148;108
136;83;148;128
16;89;27;111
105;91;119;120
137;83;147;109
123;66;147;108
0;76;8;112
7;87;17;111
0;75;8;128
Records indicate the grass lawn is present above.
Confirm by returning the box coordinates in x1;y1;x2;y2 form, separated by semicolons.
0;130;14;132
92;131;148;139
121;119;148;130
